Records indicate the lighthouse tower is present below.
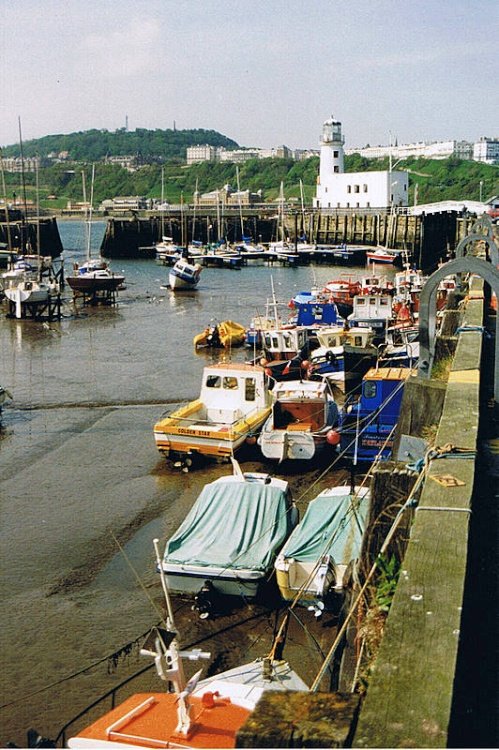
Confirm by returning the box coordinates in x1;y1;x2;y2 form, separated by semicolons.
319;116;345;184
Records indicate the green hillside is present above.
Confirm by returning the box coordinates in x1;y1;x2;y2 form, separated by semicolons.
0;127;497;210
1;127;238;161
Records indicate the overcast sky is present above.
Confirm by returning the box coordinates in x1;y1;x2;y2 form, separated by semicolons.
1;0;497;150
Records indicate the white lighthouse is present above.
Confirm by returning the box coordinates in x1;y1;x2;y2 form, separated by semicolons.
314;115;408;210
319;116;345;184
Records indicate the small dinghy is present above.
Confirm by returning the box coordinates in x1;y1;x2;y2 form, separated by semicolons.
193;320;246;349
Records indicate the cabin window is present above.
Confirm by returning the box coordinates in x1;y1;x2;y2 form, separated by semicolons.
380;298;389;306
354;336;363;346
206;376;221;388
245;378;256;401
356;298;366;306
283;333;292;348
272;336;279;348
223;376;239;390
364;381;377;399
264;333;272;348
327;336;338;347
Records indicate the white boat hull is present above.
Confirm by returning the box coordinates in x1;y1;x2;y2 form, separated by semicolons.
159;562;266;599
259;430;319;461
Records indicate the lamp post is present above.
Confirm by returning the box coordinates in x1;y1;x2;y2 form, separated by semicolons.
479;180;484;203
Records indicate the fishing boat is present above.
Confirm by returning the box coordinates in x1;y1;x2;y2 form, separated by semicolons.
157;463;298;601
323;278;362;319
68;539;308;749
169;257;202;290
366;246;402;265
259;325;315;381
288;290;341;328
338;366;412;462
153;362;272;467
66;166;125;296
347;292;394;342
306;325;378;391
378;325;420;368
193;320;246;349
275;485;371;608
329;243;368;265
258;379;339;462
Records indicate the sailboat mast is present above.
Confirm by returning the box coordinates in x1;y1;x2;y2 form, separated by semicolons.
0;150;13;256
17;117;29;252
236;166;244;241
36;163;41;280
87;164;95;261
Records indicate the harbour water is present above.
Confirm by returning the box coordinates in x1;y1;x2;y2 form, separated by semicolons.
0;222;396;746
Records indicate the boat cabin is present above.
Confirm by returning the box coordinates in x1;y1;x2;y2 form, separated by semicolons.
348;293;393;340
153;363;272;463
340;367;412;462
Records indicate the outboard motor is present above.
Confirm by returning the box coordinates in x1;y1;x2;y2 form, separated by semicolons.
193;580;220;619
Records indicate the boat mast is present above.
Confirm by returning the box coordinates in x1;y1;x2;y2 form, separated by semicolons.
0;150;13;257
35;162;41;280
236;166;244;241
160;166;165;239
17;117;29;253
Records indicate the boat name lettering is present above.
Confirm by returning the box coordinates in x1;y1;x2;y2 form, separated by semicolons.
177;427;211;436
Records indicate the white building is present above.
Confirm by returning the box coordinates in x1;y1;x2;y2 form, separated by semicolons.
345;139;473;161
314;116;408;210
186;144;218;165
473;137;499;165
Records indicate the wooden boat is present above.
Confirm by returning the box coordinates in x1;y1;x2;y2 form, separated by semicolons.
169;257;202;290
275;485;371;607
193;320;246;349
306;325;377;392
158;464;298;601
153;362;272;466
339;366;412;462
68;539;308;749
258;379;339;462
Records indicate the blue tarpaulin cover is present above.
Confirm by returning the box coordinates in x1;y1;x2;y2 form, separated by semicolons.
282;489;369;564
164;480;292;571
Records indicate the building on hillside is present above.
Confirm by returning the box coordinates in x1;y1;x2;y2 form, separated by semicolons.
314;116;408;210
218;148;262;163
1;156;41;173
195;184;262;206
186;144;218;165
345;139;473;161
473;137;499;165
98;196;152;212
103;155;140;171
186;144;308;164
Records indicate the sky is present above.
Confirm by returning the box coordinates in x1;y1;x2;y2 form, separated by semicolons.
1;0;498;151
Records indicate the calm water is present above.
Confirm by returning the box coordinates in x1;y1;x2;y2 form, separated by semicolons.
0;222;392;745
